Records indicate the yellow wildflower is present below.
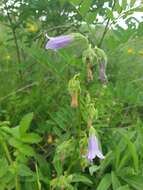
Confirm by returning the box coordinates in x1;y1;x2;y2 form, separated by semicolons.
127;48;134;54
26;23;38;33
47;134;53;144
138;50;143;56
5;54;11;61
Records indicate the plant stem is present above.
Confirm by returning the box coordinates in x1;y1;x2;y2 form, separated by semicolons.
98;18;110;48
1;141;21;190
98;0;116;48
2;141;13;164
35;162;41;190
4;1;23;80
15;175;21;190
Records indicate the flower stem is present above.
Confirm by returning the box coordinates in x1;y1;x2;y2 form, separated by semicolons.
35;162;41;190
4;1;23;81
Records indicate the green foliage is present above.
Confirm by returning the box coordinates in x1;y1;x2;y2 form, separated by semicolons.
0;0;143;189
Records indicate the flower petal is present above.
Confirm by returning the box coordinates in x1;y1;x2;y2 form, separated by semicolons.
45;35;73;50
87;134;105;162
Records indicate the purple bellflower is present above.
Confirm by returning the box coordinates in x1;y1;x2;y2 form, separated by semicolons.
87;132;105;163
45;34;73;50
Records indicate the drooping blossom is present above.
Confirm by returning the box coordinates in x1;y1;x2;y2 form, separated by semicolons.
68;74;80;108
45;35;73;50
82;45;96;81
71;92;78;107
87;133;104;163
99;61;108;84
94;46;108;84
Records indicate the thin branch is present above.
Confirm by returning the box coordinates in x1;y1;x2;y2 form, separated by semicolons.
98;0;116;48
98;18;110;48
0;82;38;102
4;1;23;80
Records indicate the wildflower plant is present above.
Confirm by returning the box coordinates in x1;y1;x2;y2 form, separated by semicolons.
0;0;143;189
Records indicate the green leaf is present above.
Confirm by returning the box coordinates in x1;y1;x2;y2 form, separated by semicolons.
106;8;114;20
79;0;92;16
131;6;143;12
121;175;143;190
89;165;100;176
17;164;34;177
86;12;97;24
97;173;111;190
99;151;113;175
130;0;136;7
116;185;130;190
115;1;122;13
111;171;121;190
20;133;42;144
19;113;34;136
71;174;93;185
119;131;139;173
122;0;127;10
69;0;81;6
9;138;35;157
53;156;63;176
0;158;8;178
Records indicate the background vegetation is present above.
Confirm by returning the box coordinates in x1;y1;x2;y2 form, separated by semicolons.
0;0;143;189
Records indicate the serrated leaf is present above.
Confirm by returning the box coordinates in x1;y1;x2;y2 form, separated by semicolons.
20;113;34;135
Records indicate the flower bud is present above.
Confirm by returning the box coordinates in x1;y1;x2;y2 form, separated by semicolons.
68;74;81;108
82;45;97;81
47;134;53;144
94;46;108;84
85;94;98;127
26;22;38;33
45;33;88;52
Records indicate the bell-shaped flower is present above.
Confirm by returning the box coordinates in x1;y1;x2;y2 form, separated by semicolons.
45;35;73;50
87;127;104;163
45;33;88;51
